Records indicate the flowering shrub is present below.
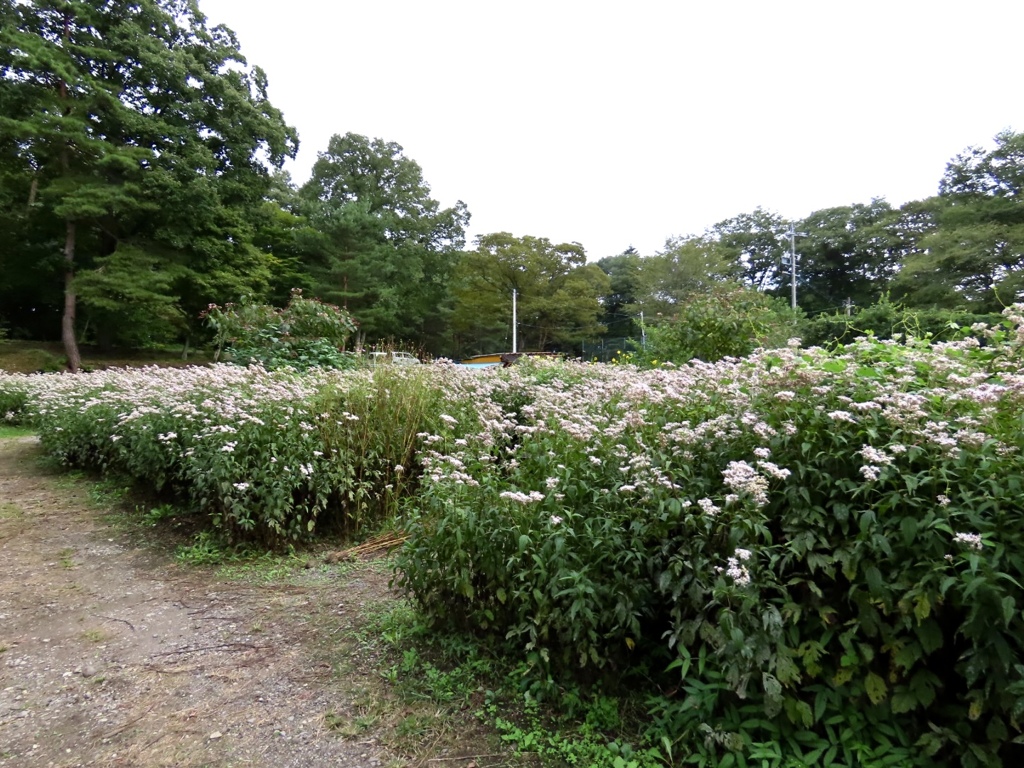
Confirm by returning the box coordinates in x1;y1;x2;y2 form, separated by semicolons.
395;307;1024;766
0;371;32;423
632;284;802;366
14;362;484;544
203;289;358;371
6;305;1024;765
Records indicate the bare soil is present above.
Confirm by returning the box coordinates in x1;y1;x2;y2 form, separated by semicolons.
0;437;503;768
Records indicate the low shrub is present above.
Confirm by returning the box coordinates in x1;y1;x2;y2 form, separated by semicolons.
803;296;1003;348
0;371;34;424
631;284;803;366
19;361;490;545
204;289;358;371
395;306;1024;766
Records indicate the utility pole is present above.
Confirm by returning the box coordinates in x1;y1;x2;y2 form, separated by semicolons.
787;223;798;310
782;223;805;310
511;288;518;353
844;297;854;317
639;311;646;348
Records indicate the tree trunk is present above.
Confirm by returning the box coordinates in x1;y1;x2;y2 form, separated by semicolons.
58;9;80;373
62;219;81;373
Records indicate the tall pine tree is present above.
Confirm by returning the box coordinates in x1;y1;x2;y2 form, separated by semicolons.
0;0;296;368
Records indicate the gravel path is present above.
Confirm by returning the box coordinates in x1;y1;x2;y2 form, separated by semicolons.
0;436;397;768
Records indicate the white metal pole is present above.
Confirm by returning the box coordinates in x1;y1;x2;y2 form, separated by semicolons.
789;224;797;310
512;288;518;353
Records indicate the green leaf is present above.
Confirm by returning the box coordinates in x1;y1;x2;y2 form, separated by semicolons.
865;565;884;595
916;619;943;654
891;689;918;714
900;516;918;546
865;672;888;705
1002;595;1016;626
913;594;931;622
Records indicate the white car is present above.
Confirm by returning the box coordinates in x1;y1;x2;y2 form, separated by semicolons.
367;351;421;366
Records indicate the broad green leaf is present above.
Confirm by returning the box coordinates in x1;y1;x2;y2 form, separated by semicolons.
865;672;888;705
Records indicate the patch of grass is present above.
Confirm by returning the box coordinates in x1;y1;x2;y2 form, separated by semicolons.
141;503;180;525
175;531;230;566
216;552;305;583
352;595;663;767
0;340;214;374
0;501;23;519
81;628;109;643
87;476;133;508
59;547;76;569
0;425;34;439
172;533;311;580
323;698;384;738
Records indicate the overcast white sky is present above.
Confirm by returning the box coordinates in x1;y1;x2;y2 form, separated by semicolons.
200;0;1024;260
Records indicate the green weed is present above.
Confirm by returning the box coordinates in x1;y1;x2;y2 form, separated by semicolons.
175;531;230;566
58;547;76;569
0;502;23;519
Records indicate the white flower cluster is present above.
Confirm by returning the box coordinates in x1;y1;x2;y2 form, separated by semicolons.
722;548;753;586
953;532;983;551
858;445;893;465
757;461;791;480
827;410;857;424
697;498;720;516
500;490;545;504
859;465;881;481
721;460;769;506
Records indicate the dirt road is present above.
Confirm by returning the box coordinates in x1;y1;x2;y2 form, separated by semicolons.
0;436;398;768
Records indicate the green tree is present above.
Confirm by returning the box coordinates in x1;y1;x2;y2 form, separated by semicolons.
297;133;469;352
0;0;296;366
795;199;906;315
632;235;741;317
709;207;788;291
452;233;609;355
895;130;1024;310
636;284;801;366
596;247;643;340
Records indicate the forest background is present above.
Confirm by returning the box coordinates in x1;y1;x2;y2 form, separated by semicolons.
2;0;1022;371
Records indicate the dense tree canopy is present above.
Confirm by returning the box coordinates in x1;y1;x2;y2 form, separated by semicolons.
452;233;609;356
896;130;1024;310
709;207;788;291
0;3;1020;368
296;133;469;352
0;0;296;367
794;199;906;315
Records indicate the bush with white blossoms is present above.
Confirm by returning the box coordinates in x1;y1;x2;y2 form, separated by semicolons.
0;370;33;422
9;362;482;543
395;306;1024;767
5;305;1024;766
